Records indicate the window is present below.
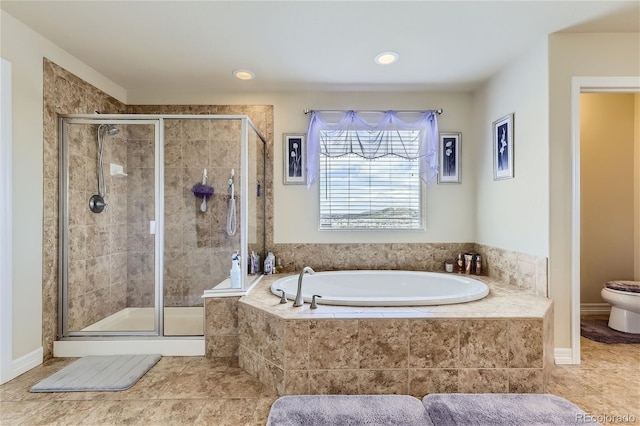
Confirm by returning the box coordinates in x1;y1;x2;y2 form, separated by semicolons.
306;110;439;231
319;130;423;230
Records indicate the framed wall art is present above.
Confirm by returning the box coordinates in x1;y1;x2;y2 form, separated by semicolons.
438;132;461;183
493;113;514;180
283;133;306;184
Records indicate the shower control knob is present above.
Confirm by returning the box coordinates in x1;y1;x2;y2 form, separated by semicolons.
89;194;107;214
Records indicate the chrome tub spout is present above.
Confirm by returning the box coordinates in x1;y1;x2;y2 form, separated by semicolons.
294;266;315;307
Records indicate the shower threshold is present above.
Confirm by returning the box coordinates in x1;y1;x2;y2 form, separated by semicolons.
81;307;204;336
54;306;205;357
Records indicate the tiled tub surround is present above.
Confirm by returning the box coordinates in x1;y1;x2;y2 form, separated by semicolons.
474;243;548;297
237;274;553;396
270;242;548;297
205;296;241;358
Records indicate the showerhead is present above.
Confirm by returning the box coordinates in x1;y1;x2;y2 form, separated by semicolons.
105;124;119;135
98;123;119;136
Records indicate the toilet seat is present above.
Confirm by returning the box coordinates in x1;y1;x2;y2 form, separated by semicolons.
604;280;640;293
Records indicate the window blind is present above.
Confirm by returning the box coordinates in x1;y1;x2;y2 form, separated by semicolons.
319;130;423;230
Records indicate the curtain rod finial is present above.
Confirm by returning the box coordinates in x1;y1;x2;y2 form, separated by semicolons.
303;108;310;115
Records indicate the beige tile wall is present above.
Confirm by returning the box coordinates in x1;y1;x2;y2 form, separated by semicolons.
65;123;130;329
204;297;240;358
43;59;274;358
270;242;548;297
237;306;551;396
163;119;241;306
124;125;156;307
43;59;127;357
474;243;548;297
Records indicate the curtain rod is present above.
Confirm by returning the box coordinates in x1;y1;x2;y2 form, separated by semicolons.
303;108;443;115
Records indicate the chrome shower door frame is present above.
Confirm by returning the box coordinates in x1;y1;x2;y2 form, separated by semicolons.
58;116;163;338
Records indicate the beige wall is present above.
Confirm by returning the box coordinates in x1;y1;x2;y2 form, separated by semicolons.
636;94;640;280
473;38;549;258
0;11;127;361
580;93;636;304
549;33;640;348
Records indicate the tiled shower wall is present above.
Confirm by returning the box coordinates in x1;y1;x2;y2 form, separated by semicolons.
65;124;129;330
43;59;275;359
124;125;156;307
43;59;127;357
162;118;242;307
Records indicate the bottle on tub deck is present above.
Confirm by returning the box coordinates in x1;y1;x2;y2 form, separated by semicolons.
250;251;261;275
264;251;275;275
474;254;483;275
230;252;242;289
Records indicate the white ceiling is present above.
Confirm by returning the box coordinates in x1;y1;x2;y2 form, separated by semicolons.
2;1;639;93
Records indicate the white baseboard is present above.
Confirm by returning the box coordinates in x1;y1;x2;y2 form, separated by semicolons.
580;303;611;316
9;347;43;381
554;347;576;365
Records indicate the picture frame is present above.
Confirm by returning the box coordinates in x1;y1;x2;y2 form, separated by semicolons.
283;133;306;184
438;132;461;184
492;113;514;180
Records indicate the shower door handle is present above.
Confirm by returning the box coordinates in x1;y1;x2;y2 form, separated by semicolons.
149;221;156;235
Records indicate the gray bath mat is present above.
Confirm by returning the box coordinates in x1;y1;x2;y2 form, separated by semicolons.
266;395;434;426
30;354;161;392
580;319;640;344
423;393;599;425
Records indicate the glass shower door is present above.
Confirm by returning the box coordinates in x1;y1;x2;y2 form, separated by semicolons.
59;118;161;337
162;117;244;336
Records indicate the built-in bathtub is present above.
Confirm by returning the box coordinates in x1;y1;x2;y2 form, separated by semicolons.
238;272;554;396
271;270;489;306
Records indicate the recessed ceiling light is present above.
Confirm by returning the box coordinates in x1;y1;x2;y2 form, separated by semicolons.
233;69;255;80
375;51;399;65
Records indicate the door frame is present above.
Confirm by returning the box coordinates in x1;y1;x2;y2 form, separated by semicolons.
0;58;13;384
570;76;640;363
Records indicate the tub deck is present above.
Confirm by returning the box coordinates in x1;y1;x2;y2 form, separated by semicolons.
238;273;553;396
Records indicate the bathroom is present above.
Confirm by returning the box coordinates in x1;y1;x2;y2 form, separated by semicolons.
579;93;639;319
2;51;553;376
1;1;639;392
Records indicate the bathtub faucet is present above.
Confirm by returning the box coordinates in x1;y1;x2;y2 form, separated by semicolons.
294;266;315;307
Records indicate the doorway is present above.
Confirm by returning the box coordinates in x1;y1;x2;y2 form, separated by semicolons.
570;77;640;363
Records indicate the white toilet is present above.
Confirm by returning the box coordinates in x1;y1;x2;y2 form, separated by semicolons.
600;280;640;334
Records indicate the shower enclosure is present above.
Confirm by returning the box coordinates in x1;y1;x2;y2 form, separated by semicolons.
58;115;266;340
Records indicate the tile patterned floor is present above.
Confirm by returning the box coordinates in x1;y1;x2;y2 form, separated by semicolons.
1;336;638;425
0;357;277;425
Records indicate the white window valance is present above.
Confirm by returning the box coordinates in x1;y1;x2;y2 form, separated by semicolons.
306;110;439;186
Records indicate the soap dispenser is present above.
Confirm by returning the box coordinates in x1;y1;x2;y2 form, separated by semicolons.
230;252;241;289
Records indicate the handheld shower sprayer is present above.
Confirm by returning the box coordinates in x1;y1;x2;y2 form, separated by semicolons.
200;169;208;212
226;168;236;236
228;168;235;199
